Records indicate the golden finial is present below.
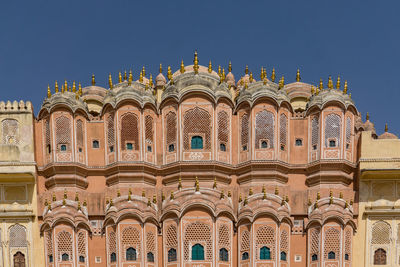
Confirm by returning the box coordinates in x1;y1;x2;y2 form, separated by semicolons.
281;198;285;206
52;193;56;202
350;199;354;206
44;198;48;206
249;188;253;195
109;198;113;206
170;191;174;200
260;67;264;80
339;192;343;198
117;189;121;197
314;199;318;209
180;60;185;73
243;196;248;206
319;78;323;90
193;50;199;74
71;81;75;93
108;73;113;89
228;191;231;197
262;185;266;194
77;201;81;211
308;197;312;206
239;193;242;202
147;198;151;206
149;74;153;87
263;77;267;85
228;61;232;72
345;200;349;208
263;190;267;200
128;188;131;195
366;112;370;120
47;85;51;98
275;186;279;195
317;192;321;200
385;123;388;132
336;76;341;89
328;76;333;89
167;66;172;80
75;192;79;201
64;80;68;92
127;191;131;201
244;81;248;89
153;195;157;204
55;81;59;93
61;84;64;93
208;60;212;73
161;191;165;201
178;177;182;190
139;70;143;83
64;189;67;199
281;76;285;87
329;195;333;204
245;65;249;75
311;85;315;95
296;69;301;82
221;68;226;82
128;70;133;85
316;86;320;95
249;72;253;83
330;190;333;197
106;197;109;204
142;190;146;197
195;176;199;192
142;66;146;77
68;86;71;92
118;71;122;83
91;74;95;86
159;63;163;74
48;200;52;211
271;68;276;82
285;195;289;203
78;82;82;96
343;80;348;94
220;190;224;199
213;177;217;189
124;70;127;81
218;65;222;77
62;198;66;206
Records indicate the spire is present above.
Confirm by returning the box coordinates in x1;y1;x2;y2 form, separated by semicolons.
319;78;323;90
124;70;127;81
336;75;341;89
245;65;249;75
78;82;82;96
311;85;315;95
167;66;173;84
108;73;113;89
249;72;253;83
55;81;59;93
193;50;199;74
296;69;301;82
64;80;68;92
218;65;221;77
159;63;163;74
385;123;388;132
195;176;199;192
149;74;153;87
343;80;348;94
180;60;185;73
118;71;122;83
244;81;248;89
260;67;264;80
213;177;217;189
72;81;76;93
139;70;143;83
221;68;226;82
47;85;51;98
275;186;279;195
61;84;64;93
328;76;333;89
228;61;232;73
208;60;212;73
91;74;95;86
142;66;146;77
271;68;276;82
366;112;370;120
128;70;133;85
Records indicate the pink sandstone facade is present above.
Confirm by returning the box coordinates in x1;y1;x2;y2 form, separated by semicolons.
35;55;365;267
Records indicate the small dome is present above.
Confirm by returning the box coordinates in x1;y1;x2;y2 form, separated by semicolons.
226;72;235;86
378;124;398;139
237;74;256;87
172;65;219;78
156;73;166;87
82;85;107;115
363;120;375;132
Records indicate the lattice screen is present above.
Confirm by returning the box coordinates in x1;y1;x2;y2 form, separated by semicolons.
2;119;19;144
107;113;115;148
45;119;51;148
78;231;86;258
345;228;351;259
240;113;249;148
346;117;351;144
46;231;53;257
145;115;154;145
120;113;139;151
183;107;211;150
166;225;178;248
371;221;391;244
165;111;177;147
57;230;73;261
76;119;84;148
218;224;230;250
255;225;275;260
218;111;229;145
146;231;155;253
255;110;274;149
108;230;116;255
323;227;340;260
311;117;319;146
279;114;287;147
55;115;71;148
9;224;27;247
122;227;141;254
310;228;320;257
280;230;289;253
325;114;341;147
241;230;250;253
183;222;212;261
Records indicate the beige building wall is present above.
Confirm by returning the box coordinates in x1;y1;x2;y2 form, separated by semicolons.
0;101;43;267
354;130;400;266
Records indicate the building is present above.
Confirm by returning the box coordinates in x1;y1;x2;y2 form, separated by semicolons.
0;101;43;267
354;121;400;266
34;53;361;267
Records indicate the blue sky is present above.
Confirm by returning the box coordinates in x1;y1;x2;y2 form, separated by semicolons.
0;1;399;135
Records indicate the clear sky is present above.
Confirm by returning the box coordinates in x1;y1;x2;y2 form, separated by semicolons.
0;1;399;135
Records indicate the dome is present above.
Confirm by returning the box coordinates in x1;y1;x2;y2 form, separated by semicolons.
172;64;219;78
378;124;398;139
156;72;166;87
226;71;235;86
284;82;312;111
81;85;107;115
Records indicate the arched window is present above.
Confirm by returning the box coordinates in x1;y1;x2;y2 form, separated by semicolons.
261;140;268;148
62;253;69;261
166;111;177;153
120;113;139;151
55;115;71;152
255;110;274;149
126;143;133;150
110;252;116;262
220;143;226;151
92;140;99;148
126;247;136;261
147;252;154;262
183;107;211;150
312;254;318;261
191;136;203;149
49;255;53;263
345;253;349;260
79;255;85;262
168;248;177;262
168;144;175;152
328;251;335;259
374;248;386;265
260;246;271;260
280;251;287;261
325;114;341;148
219;248;228;261
242;252;249;260
192;244;204;260
60;144;67;151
